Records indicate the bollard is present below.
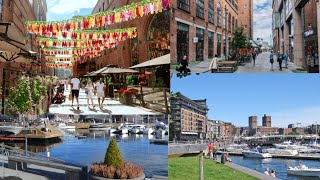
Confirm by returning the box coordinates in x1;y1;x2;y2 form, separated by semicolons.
221;153;226;164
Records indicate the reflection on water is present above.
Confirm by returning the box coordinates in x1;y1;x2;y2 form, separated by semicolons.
34;130;168;177
225;155;320;180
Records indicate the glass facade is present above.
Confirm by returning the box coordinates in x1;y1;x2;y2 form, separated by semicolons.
196;28;204;61
208;31;214;59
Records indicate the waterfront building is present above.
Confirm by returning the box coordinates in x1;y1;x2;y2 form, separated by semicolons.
256;127;279;136
278;128;293;135
170;92;209;141
262;114;271;127
170;0;253;64
73;0;170;75
272;0;320;73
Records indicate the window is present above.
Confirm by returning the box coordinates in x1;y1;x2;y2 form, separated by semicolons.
208;0;214;24
196;0;204;19
217;3;221;27
196;28;204;61
177;0;190;12
37;2;41;20
108;0;111;4
177;22;189;63
228;14;231;32
208;31;214;59
29;0;33;6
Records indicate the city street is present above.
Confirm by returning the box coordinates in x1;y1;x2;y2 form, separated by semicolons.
180;52;300;73
236;52;298;73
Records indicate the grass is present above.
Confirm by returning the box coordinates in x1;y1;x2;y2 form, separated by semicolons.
169;157;259;180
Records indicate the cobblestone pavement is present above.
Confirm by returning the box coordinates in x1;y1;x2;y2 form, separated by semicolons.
236;52;298;73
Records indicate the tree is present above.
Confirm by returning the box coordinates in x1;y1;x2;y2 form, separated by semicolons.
231;26;251;50
104;138;124;168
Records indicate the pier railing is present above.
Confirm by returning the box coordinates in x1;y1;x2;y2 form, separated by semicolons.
0;143;64;163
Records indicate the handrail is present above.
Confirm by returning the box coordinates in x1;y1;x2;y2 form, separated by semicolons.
0;143;64;163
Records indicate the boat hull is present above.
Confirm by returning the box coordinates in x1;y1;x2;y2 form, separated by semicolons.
242;151;272;158
288;169;320;177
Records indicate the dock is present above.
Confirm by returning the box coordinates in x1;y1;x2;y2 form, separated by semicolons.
216;151;320;160
150;139;168;145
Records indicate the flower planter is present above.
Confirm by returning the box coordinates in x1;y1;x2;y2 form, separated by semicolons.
89;173;145;180
119;94;133;105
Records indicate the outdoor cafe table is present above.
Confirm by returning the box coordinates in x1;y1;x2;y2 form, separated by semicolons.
218;61;238;72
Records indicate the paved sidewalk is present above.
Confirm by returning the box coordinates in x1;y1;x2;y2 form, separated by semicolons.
236;52;299;73
188;60;213;73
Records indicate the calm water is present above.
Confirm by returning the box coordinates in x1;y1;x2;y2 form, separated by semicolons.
225;155;320;180
35;130;168;178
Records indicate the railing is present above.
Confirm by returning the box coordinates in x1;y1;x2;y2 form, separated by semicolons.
0;143;64;163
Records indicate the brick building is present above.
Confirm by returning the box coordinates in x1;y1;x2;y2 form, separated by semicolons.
170;92;208;141
237;0;253;39
170;0;253;64
262;114;271;127
0;0;50;113
257;126;279;136
272;0;320;73
248;115;257;135
73;0;170;75
278;128;293;135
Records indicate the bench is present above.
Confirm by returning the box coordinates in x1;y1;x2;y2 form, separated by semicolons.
8;156;88;180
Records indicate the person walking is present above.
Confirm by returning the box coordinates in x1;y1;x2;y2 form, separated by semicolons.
277;51;283;71
252;51;257;65
270;51;274;71
284;50;289;69
95;78;106;108
264;168;270;175
85;79;95;108
70;75;80;110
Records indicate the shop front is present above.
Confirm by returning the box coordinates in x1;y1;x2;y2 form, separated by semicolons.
304;30;319;73
177;22;189;63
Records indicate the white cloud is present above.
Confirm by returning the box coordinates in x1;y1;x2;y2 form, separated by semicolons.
253;1;273;45
47;0;98;21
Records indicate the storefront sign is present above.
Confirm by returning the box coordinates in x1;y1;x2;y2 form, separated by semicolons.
304;30;314;37
193;37;198;43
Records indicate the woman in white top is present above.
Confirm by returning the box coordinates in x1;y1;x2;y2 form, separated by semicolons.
85;79;95;108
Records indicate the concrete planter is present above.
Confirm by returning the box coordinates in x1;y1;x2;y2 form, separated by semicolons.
90;173;145;180
119;94;133;105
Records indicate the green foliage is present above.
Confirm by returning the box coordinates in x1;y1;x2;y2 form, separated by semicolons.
31;76;47;105
126;75;136;85
106;76;113;86
5;76;32;114
104;138;124;168
231;26;251;50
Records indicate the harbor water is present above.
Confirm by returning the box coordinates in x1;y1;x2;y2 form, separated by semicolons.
227;155;320;180
12;130;168;178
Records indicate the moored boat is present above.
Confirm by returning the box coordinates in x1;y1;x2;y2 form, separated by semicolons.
242;147;272;158
287;165;320;177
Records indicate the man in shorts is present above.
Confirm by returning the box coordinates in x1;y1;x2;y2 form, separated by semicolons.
95;78;106;108
70;75;80;109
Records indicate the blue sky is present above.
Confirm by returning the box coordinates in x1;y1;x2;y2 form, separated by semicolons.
46;0;273;44
171;74;320;128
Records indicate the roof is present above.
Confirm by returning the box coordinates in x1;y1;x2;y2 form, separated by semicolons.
130;54;170;69
171;92;209;110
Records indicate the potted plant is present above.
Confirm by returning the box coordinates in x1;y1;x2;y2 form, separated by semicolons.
118;88;139;105
90;138;145;180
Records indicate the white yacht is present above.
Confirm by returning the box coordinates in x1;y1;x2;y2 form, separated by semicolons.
131;125;146;134
58;123;76;130
267;146;299;156
274;141;315;153
242;147;272;158
143;127;154;135
89;123;111;131
109;127;117;134
287;165;320;177
226;144;250;154
113;126;129;135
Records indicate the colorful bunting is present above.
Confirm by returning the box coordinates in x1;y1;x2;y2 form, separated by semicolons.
25;0;169;35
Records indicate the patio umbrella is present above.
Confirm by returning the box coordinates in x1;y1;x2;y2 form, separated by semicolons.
100;67;138;74
130;54;170;69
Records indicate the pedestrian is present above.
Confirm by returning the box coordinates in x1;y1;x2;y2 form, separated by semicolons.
252;51;257;65
208;142;213;159
284;50;289;69
70;75;80;110
180;55;189;73
85;79;95;108
209;54;218;73
277;51;283;71
95;78;106;108
264;168;270;175
270;170;276;178
270;51;274;71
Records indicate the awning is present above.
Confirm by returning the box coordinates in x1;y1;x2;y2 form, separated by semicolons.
130;54;170;69
87;67;139;76
0;22;36;62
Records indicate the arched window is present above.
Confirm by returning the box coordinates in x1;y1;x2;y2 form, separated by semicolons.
147;11;170;60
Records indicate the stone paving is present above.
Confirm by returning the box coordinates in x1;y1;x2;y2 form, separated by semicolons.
236;52;299;73
48;89;157;115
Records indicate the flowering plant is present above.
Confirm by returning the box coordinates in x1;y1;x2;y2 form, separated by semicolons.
139;81;146;86
119;88;139;95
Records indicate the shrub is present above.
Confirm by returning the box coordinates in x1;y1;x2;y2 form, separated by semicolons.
90;162;144;179
104;138;124;168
